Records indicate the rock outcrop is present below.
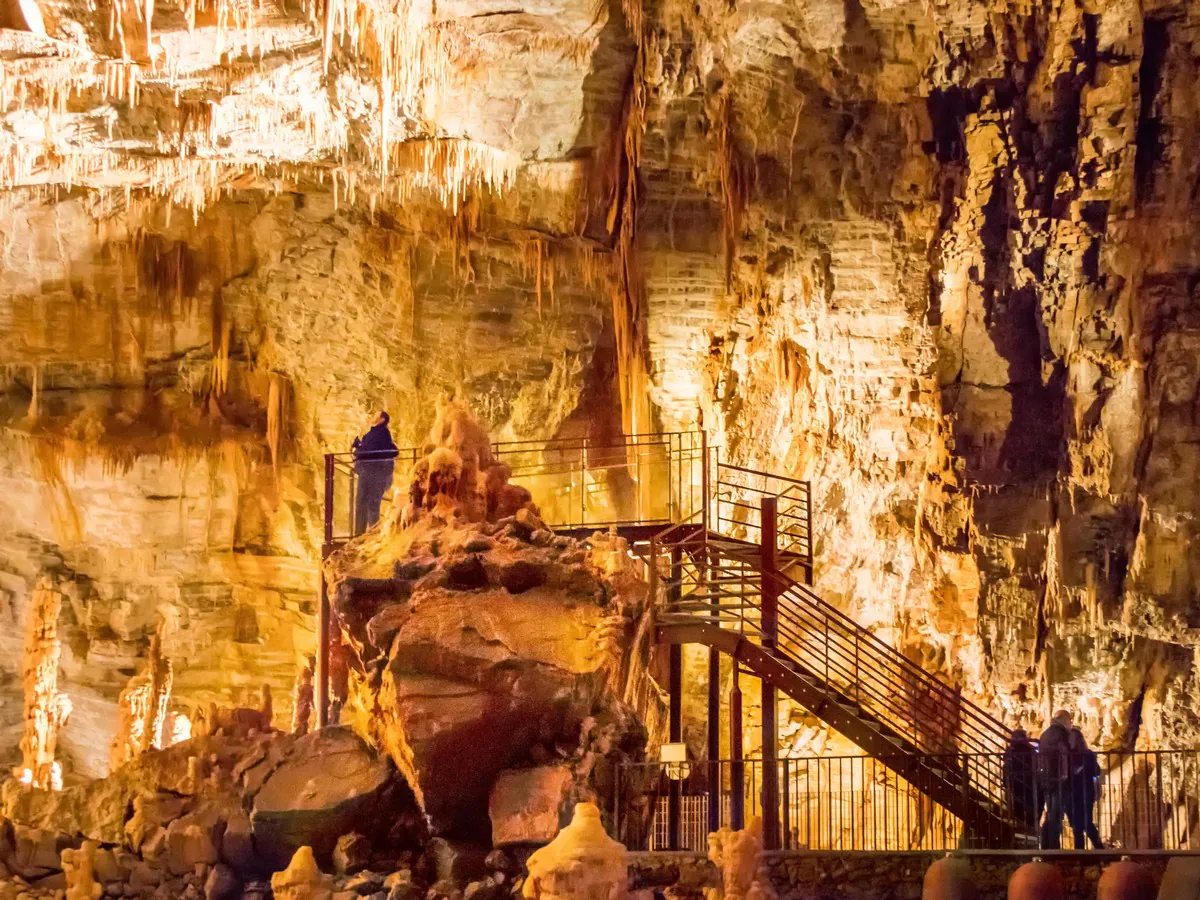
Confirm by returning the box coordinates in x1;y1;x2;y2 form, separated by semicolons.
327;406;662;839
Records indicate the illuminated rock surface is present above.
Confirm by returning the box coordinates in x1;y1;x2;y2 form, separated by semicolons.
3;0;1200;850
325;406;661;839
521;801;628;900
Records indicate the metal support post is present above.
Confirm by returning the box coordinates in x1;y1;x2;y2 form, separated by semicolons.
317;454;336;729
707;654;721;833
760;495;779;850
668;642;683;851
730;662;744;832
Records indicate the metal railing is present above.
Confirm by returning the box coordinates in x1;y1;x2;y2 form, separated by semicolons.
322;432;706;544
650;528;1011;763
710;460;813;563
620;751;1200;852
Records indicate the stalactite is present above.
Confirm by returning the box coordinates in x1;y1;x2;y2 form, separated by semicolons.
266;372;290;474
209;294;231;400
451;193;479;282
607;43;652;444
714;90;750;291
17;577;71;789
522;235;555;316
109;620;174;771
27;364;41;422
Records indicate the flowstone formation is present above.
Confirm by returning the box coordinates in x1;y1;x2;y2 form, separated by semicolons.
326;404;663;843
705;821;774;900
521;802;629;900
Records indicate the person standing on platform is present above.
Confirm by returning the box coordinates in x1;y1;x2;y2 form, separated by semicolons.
1067;726;1104;849
352;411;398;533
1038;709;1073;849
1003;728;1039;838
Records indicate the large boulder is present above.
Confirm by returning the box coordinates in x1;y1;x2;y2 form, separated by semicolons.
331;515;661;840
250;728;406;871
489;766;574;846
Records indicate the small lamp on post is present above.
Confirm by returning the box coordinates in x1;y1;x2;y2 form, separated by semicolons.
660;742;690;781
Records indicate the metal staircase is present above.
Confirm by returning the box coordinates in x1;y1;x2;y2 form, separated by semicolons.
320;429;1015;844
646;514;1013;842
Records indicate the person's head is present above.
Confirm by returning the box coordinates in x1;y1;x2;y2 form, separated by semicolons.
1068;726;1087;751
1052;709;1073;729
1010;728;1028;744
375;411;390;427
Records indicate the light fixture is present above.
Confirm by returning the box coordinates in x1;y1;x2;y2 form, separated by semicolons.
660;742;689;780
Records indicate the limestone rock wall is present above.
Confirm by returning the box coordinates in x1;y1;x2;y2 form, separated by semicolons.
3;0;1200;776
650;0;1200;749
0;188;612;779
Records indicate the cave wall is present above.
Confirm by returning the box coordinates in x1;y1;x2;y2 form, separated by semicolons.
0;189;612;778
648;0;1200;751
3;0;1200;778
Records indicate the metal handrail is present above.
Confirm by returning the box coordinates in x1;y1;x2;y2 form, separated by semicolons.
323;431;707;543
619;749;1200;852
648;526;1012;810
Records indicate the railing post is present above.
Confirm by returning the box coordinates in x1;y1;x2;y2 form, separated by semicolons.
316;564;330;730
781;758;791;849
706;548;721;835
668;640;683;851
760;496;779;850
316;454;335;730
730;662;744;831
701;430;709;532
804;480;813;585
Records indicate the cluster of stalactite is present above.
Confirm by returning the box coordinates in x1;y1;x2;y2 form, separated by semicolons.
17;577;71;790
108;622;174;771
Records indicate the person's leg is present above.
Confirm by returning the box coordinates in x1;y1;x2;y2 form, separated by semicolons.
1086;803;1103;848
1041;790;1063;849
364;463;394;528
1066;795;1085;849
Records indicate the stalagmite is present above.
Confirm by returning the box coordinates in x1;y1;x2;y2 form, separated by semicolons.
109;620;174;771
271;847;334;900
522;802;629;900
706;818;775;900
16;576;72;790
290;657;315;736
62;841;102;900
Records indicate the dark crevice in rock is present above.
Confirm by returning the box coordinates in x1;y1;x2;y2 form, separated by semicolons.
1135;17;1171;208
1122;684;1145;751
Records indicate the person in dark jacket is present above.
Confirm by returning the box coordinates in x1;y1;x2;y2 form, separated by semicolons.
1066;726;1104;849
352;411;398;533
1003;729;1039;837
1038;709;1073;849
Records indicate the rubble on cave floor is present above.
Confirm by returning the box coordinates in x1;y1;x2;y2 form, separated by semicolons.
0;720;428;900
